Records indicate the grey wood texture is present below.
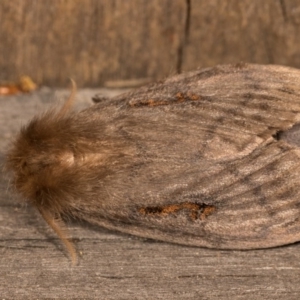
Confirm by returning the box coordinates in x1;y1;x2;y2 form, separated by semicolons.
2;1;300;87
1;88;300;299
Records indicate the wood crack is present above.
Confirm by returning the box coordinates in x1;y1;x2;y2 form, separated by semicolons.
176;0;191;73
279;0;288;22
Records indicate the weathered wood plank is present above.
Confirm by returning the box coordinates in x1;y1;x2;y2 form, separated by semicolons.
182;0;300;71
0;0;186;87
3;1;300;87
1;88;300;299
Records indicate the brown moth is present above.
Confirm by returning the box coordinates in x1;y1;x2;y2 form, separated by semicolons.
6;63;300;264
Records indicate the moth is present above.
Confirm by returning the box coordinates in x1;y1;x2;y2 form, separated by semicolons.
6;63;300;264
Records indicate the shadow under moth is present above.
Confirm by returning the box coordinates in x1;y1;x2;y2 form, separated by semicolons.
6;63;300;264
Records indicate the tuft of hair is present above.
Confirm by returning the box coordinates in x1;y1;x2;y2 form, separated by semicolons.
5;80;79;264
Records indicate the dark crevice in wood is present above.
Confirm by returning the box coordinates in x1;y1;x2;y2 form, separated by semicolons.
279;0;287;22
176;0;191;73
262;29;274;64
98;275;134;279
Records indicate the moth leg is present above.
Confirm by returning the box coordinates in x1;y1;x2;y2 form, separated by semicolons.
38;208;77;265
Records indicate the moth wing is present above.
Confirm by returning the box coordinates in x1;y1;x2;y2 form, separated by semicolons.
108;63;300;161
77;64;300;249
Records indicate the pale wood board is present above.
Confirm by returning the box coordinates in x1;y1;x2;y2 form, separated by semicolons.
1;88;300;299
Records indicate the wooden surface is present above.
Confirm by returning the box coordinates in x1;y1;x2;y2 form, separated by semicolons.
1;88;300;299
2;1;300;86
183;0;300;70
0;0;186;87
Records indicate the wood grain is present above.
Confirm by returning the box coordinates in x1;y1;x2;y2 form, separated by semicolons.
0;0;186;86
2;1;300;86
183;0;300;70
1;87;300;299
